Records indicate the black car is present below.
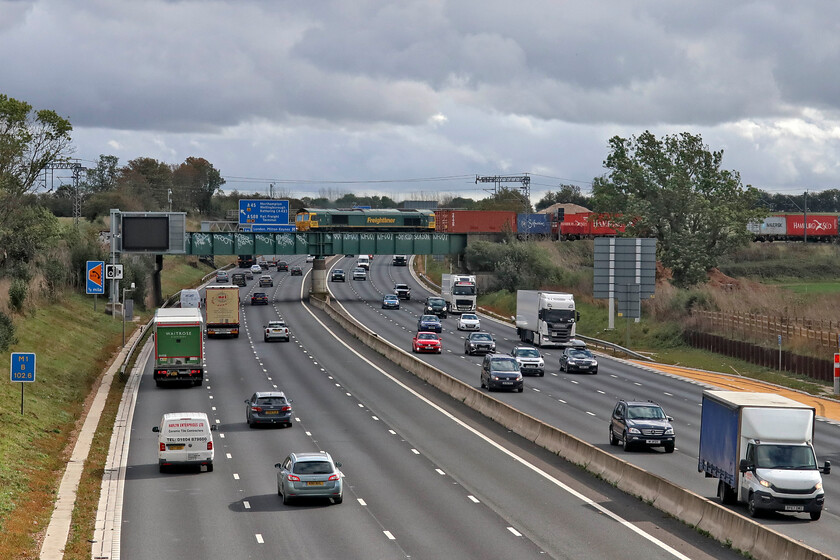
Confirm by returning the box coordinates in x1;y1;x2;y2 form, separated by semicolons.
290;266;303;276
559;347;598;374
277;261;289;271
251;292;269;305
480;354;523;392
609;400;675;453
394;283;411;300
424;296;447;318
331;269;346;282
464;332;495;355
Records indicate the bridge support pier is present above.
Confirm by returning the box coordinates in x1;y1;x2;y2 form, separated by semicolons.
311;257;328;295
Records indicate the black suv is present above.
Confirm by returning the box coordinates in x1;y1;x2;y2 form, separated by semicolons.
424;296;447;318
559;347;598;374
609;400;675;453
464;332;495;355
394;283;411;300
480;354;523;392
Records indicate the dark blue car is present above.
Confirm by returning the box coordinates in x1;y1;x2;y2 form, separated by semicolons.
417;314;442;333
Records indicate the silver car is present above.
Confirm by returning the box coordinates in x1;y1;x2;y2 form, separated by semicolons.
353;267;367;281
276;452;343;505
511;345;545;377
457;313;481;331
264;320;290;342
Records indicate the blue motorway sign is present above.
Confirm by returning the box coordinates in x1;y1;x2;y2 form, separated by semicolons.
10;352;36;382
240;224;296;233
86;261;105;295
239;199;290;231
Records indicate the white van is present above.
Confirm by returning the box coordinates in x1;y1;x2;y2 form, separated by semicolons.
356;255;370;270
179;289;201;309
152;412;217;472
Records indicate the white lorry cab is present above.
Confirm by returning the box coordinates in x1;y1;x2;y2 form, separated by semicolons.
152;412;217;473
179;289;201;309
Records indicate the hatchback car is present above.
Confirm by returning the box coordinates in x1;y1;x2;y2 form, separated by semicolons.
245;391;292;428
424;296;448;318
510;345;545;376
481;354;524;392
276;452;343;505
306;255;315;263
264;320;290;342
290;266;303;276
464;332;496;355
417;314;442;333
251;292;269;305
353;267;367;281
250;264;263;274
331;269;346;282
457;313;481;331
609;400;675;453
277;261;289;272
382;294;400;309
215;270;229;283
559;347;598;374
413;332;442;353
394;283;411;300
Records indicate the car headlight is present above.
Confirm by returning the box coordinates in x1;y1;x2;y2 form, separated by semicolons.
493;376;501;381
664;427;674;435
815;482;823;490
758;478;771;488
516;374;522;381
628;427;641;434
591;360;598;366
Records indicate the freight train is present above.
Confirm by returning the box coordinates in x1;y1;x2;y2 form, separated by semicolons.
434;209;624;240
748;214;839;242
295;208;436;231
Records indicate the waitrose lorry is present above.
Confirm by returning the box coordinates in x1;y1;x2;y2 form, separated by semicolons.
441;274;477;314
698;390;830;520
153;308;205;387
515;290;579;347
205;285;240;338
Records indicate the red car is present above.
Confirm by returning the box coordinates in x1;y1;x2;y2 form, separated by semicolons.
412;332;442;354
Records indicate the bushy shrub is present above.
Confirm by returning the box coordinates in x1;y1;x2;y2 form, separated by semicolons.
0;311;16;351
8;278;28;312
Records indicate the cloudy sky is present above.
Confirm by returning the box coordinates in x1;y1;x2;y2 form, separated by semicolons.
3;0;839;202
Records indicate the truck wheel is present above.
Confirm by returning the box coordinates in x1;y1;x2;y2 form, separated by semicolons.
717;480;736;505
810;510;822;521
747;493;760;518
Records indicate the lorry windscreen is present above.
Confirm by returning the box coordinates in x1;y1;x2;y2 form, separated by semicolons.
544;309;575;322
453;285;476;295
754;445;817;470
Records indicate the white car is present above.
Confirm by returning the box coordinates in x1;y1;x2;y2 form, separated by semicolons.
250;264;263;274
457;313;481;331
353;267;367;280
264;320;290;342
306;255;315;263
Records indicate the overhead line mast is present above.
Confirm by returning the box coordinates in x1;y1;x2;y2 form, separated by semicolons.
475;174;531;208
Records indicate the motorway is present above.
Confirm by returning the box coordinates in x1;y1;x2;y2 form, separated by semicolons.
329;255;840;556
119;256;742;560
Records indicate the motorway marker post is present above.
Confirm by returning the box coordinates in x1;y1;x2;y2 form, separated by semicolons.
10;352;36;414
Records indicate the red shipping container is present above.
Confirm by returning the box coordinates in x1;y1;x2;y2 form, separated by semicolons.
561;212;626;236
784;214;838;237
434;210;517;233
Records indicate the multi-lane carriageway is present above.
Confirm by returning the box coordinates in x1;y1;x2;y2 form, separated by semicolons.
117;255;838;559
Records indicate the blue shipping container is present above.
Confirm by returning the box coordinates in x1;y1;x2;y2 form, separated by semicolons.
517;213;551;235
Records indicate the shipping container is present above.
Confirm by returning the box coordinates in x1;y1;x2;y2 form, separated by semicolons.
747;216;787;237
434;210;517;233
784;214;838;240
517;213;551;235
560;212;625;239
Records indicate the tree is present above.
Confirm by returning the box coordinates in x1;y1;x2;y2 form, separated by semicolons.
475;187;533;213
83;155;119;195
536;184;592;210
591;131;765;287
118;157;172;210
172;157;224;213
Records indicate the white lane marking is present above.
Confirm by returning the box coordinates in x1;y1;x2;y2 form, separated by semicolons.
243;501;251;509
346;392;352;396
570;380;579;384
212;406;216;411
586;411;596;416
209;395;213;399
219;433;225;439
411;449;420;454
663;392;673;396
435;468;446;475
335;383;341;387
557;399;567;404
468;495;480;503
233;473;240;480
295;417;300;422
300;294;692;560
372;416;380;421
388;430;397;435
306;431;312;436
383;531;395;540
255;534;264;544
634;382;642;386
358;498;367;506
550;373;558;376
215;419;220;424
226;453;232;459
597;390;605;394
507;527;522;537
532;388;541;392
358;403;365;408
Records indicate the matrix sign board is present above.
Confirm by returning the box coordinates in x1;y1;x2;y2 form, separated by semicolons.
239;199;290;232
118;212;186;254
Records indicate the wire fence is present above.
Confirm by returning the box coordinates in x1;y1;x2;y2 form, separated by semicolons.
690;311;840;352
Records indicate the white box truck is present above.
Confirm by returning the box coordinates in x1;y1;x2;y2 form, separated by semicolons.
441;274;477;314
205;285;240;338
515;290;579;347
698;390;830;520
